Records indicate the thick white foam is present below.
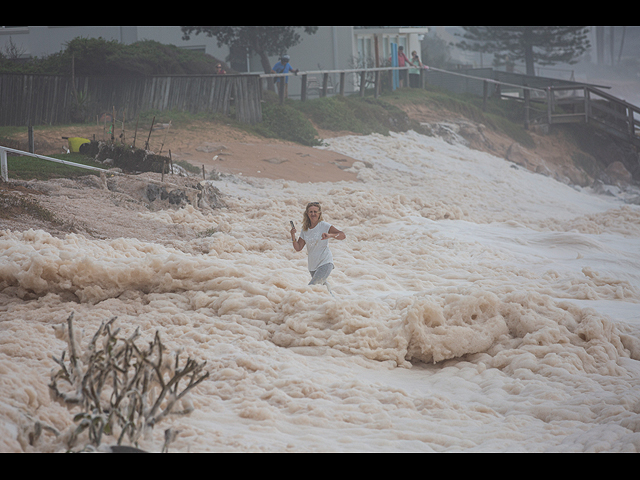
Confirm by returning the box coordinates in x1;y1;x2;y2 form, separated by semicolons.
1;131;639;452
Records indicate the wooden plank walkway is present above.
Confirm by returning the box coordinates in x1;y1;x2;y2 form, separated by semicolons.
543;85;640;147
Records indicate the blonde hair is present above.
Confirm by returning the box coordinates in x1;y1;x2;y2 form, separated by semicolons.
302;202;323;231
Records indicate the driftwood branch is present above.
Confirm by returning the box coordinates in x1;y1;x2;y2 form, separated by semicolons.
48;312;209;452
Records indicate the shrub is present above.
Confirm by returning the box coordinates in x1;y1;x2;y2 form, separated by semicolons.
47;313;209;452
256;100;322;147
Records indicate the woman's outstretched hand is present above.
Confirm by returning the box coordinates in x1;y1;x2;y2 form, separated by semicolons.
322;231;345;240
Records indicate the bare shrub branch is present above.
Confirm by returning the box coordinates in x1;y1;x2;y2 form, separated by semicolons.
48;312;209;452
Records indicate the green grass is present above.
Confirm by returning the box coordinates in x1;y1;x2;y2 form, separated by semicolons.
174;159;201;174
246;87;534;148
294;94;416;136
5;152;105;181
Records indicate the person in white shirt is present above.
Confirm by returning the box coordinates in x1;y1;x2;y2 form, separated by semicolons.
290;202;346;288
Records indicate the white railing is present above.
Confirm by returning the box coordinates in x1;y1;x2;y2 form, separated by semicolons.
1;146;109;183
0;146;202;202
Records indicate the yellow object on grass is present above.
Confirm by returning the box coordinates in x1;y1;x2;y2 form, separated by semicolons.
68;137;90;153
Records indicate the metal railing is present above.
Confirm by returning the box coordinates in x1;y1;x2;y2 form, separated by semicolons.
261;66;425;102
0;145;108;183
260;65;551;104
0;146;202;200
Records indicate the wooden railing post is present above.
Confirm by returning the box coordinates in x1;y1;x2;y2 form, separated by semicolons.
523;87;530;130
322;73;329;97
584;86;590;123
301;74;308;101
482;80;488;111
278;78;285;104
340;72;346;96
1;148;8;182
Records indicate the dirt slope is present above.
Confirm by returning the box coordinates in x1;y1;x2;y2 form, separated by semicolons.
4;121;360;184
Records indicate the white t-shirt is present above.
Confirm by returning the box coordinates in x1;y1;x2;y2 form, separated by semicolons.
300;221;334;271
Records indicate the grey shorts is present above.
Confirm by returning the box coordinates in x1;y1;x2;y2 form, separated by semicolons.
309;263;333;285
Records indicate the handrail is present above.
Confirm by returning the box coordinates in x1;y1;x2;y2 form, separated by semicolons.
584;85;640;114
1;145;110;183
0;146;201;196
543;84;640;145
426;66;549;93
259;66;407;78
259;65;550;94
1;145;112;174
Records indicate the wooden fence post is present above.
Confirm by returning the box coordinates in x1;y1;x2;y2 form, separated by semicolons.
276;76;285;104
523;87;530;130
1;149;8;182
322;73;329;97
28;122;34;153
584;87;590;124
301;74;308;101
482;80;488;111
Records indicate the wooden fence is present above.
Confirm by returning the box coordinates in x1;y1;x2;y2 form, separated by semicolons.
3;67;637;149
0;73;263;127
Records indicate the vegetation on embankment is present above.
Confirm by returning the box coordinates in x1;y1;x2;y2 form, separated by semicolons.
247;87;536;149
382;86;537;148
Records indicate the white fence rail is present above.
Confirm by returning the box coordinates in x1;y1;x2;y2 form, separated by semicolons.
0;146;109;182
0;146;202;205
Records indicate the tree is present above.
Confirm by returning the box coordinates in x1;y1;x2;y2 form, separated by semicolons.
455;26;591;76
1;37;225;76
421;32;452;68
180;26;318;84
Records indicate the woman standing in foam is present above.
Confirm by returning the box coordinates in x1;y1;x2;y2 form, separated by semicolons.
291;202;346;290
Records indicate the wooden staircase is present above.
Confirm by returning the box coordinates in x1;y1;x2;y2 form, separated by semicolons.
537;85;640;147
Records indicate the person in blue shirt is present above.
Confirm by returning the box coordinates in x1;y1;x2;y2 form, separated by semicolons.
271;55;299;98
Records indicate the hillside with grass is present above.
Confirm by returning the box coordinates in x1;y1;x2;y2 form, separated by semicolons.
1;86;638;210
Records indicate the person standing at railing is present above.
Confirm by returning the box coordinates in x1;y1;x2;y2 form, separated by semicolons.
409;50;424;88
272;54;299;99
389;46;414;88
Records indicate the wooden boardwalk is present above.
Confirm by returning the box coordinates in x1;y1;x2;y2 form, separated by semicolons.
543;85;640;147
